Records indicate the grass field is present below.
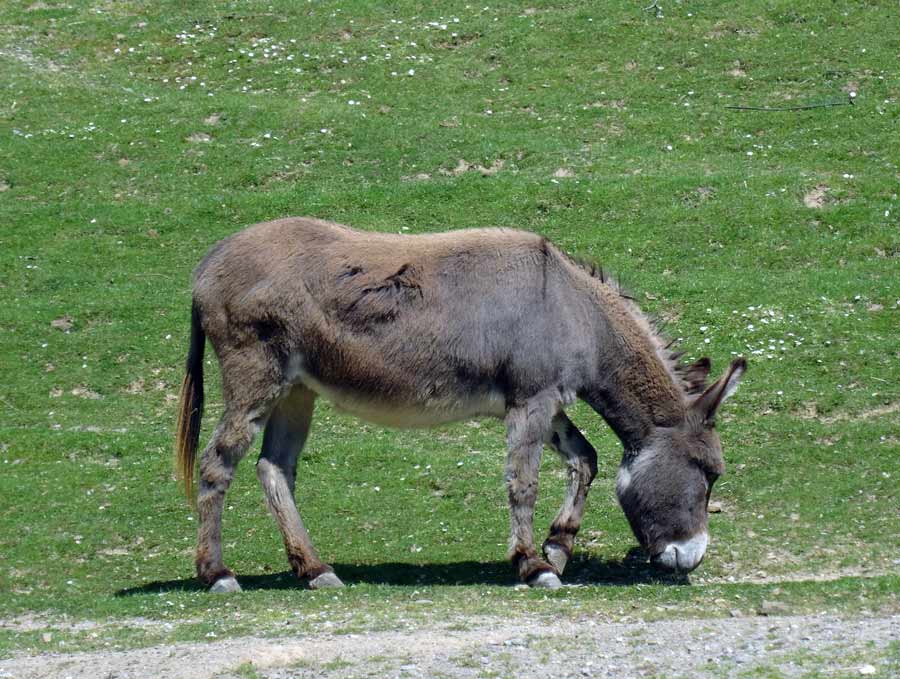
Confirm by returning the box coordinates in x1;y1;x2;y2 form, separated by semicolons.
0;0;897;663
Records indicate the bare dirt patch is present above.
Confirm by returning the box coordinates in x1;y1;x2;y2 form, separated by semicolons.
797;401;900;424
439;158;505;177
50;315;74;332
793;401;898;424
0;47;62;73
700;568;897;586
1;614;895;679
803;185;829;209
819;401;899;424
70;386;101;400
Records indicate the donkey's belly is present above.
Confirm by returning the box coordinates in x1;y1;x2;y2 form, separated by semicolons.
307;378;506;427
288;358;507;428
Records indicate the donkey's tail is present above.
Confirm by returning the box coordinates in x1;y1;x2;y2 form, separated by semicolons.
174;301;205;504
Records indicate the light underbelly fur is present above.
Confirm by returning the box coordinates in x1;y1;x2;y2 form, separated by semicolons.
286;354;507;428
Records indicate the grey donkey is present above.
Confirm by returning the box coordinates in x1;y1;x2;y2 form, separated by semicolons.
175;217;746;592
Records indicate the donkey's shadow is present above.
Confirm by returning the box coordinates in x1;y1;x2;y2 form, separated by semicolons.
116;548;688;596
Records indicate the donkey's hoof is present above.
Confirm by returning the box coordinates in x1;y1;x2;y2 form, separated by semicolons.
529;571;562;590
309;571;344;589
544;544;569;575
209;576;242;593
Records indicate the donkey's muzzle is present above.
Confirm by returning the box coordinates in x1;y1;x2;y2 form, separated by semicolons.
650;531;708;572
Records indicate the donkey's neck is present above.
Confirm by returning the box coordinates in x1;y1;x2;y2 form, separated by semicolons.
586;297;687;450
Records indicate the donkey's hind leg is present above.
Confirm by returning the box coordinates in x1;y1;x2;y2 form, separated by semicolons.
542;412;598;575
505;394;562;589
257;386;343;589
197;353;284;592
197;408;269;592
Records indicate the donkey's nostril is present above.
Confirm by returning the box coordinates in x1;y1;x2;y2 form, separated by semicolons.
651;546;678;570
651;532;708;572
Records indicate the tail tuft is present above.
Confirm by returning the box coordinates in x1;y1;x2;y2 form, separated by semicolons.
174;302;205;504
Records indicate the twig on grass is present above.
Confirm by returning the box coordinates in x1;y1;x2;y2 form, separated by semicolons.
726;95;855;112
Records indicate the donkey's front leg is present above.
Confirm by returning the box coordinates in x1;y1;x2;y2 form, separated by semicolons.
505;396;562;589
542;412;598;575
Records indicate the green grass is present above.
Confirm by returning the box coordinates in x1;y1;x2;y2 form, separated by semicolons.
1;0;898;657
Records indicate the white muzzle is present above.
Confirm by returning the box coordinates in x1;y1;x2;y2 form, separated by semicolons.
652;532;708;572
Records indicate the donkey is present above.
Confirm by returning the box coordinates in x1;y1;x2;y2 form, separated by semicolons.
175;217;745;592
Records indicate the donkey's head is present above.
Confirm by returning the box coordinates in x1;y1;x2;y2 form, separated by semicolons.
616;358;746;572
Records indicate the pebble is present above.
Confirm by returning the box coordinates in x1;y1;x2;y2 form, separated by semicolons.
757;600;790;616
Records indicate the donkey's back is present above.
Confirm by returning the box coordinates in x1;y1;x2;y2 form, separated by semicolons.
191;217;597;427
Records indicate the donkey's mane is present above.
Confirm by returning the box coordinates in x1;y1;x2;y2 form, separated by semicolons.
559;249;710;399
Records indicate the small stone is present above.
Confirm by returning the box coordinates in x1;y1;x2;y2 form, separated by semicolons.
308;571;344;589
41;633;52;643
858;665;876;676
729;609;743;618
708;501;723;513
757;600;789;616
209;576;241;593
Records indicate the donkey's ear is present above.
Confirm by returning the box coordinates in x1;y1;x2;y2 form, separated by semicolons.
691;358;747;424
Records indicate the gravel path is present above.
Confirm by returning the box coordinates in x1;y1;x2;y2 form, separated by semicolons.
1;614;897;679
